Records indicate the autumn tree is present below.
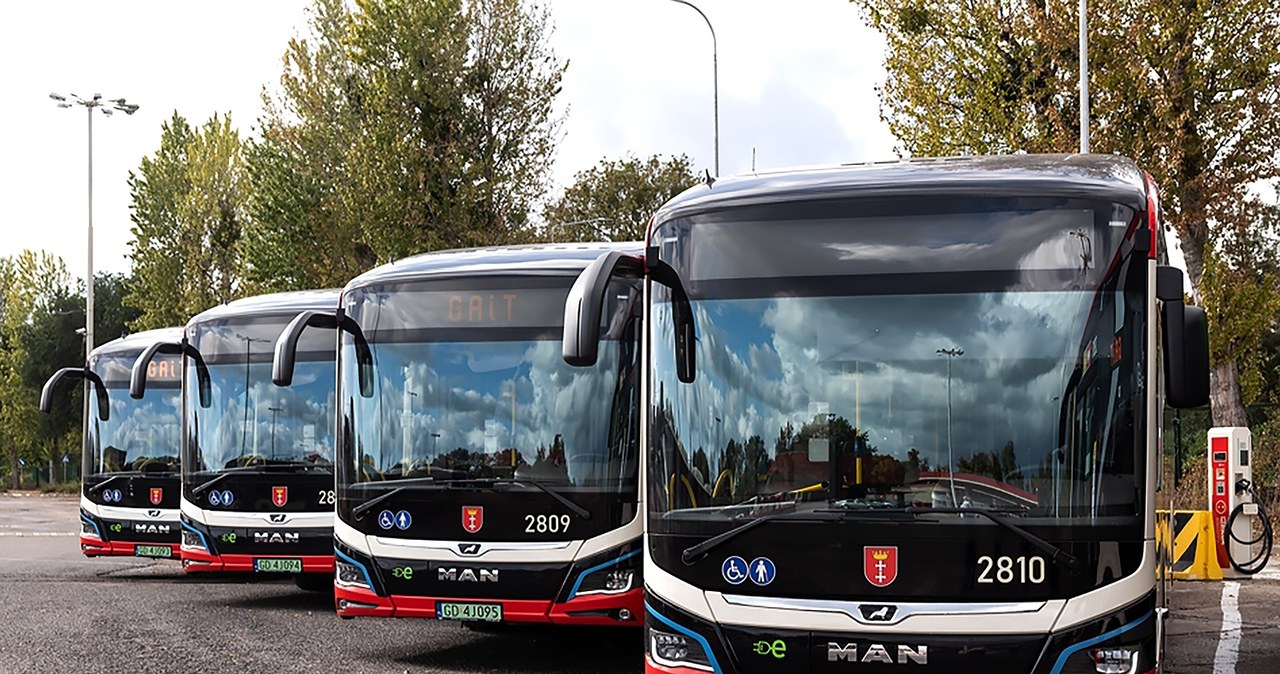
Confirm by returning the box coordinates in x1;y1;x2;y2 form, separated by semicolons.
126;112;250;328
543;154;698;242
243;0;565;291
851;0;1280;424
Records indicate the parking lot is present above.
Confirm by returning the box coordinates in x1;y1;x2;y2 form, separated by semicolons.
2;491;1278;673
0;492;638;674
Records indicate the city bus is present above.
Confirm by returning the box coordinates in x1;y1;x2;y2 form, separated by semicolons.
562;155;1209;673
130;289;340;590
41;327;186;559
272;243;644;624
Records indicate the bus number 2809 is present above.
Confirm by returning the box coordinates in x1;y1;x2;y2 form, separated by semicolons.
976;555;1046;584
525;514;571;534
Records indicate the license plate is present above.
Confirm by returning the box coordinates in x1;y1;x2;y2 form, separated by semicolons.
135;545;172;558
254;558;303;573
437;601;503;622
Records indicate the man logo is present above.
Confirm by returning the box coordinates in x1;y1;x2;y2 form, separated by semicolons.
828;643;927;664
253;531;300;544
438;567;498;582
133;523;172;535
268;513;288;524
146;509;162;519
457;543;482;556
859;604;897;622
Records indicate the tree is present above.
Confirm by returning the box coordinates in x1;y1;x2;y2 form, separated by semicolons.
543;154;698;242
244;0;565;291
0;252;76;487
127;113;250;328
850;0;1280;425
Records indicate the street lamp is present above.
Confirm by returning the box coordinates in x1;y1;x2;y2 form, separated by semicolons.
936;347;964;508
49;92;140;364
665;0;719;176
268;406;284;460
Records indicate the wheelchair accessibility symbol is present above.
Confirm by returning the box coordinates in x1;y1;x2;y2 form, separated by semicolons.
721;555;748;585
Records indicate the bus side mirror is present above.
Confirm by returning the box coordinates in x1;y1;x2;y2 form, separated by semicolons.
563;251;645;367
1157;266;1209;409
131;341;211;408
647;258;697;384
41;367;110;422
273;309;373;398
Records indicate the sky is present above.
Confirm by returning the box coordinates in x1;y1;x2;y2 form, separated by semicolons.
0;0;897;287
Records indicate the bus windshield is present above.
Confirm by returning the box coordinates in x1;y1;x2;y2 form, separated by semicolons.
87;352;181;475
341;277;639;491
186;317;335;475
648;197;1146;532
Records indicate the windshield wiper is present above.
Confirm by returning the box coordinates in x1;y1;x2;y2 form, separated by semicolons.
906;507;1083;574
350;477;439;521
88;473;139;495
190;462;330;497
449;478;591;520
680;509;903;564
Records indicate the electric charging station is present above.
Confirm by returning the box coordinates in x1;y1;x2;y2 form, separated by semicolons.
1207;427;1270;576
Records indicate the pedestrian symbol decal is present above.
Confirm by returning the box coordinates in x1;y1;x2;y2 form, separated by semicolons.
395;510;412;531
748;557;776;586
220;490;234;506
721;556;748;585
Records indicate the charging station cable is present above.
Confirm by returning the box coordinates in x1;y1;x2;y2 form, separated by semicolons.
1225;478;1273;575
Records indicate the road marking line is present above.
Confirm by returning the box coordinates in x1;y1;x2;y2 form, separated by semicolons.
1214;580;1241;674
0;532;78;537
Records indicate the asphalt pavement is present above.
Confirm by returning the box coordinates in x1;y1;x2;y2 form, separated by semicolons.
0;492;640;674
2;491;1277;673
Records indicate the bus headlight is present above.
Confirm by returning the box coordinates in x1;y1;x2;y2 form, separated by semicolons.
649;627;713;672
1090;647;1139;673
81;520;100;539
336;559;372;590
577;568;635;595
181;530;206;551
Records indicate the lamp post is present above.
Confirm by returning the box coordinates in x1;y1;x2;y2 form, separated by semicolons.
268;406;284;460
666;0;719;176
1079;0;1089;153
49;92;140;363
936;347;964;507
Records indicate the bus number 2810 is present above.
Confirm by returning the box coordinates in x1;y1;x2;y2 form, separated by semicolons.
525;514;570;534
977;555;1045;584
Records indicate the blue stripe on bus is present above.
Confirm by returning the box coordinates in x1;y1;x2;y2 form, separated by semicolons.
1049;610;1153;674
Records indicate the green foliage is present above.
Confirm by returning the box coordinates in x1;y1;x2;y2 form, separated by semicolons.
543;154;698;242
0;252;77;487
126;112;250;330
243;0;565;291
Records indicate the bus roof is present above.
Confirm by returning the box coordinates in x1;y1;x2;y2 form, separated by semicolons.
655;154;1149;224
186;289;341;327
344;241;643;291
90;326;186;358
